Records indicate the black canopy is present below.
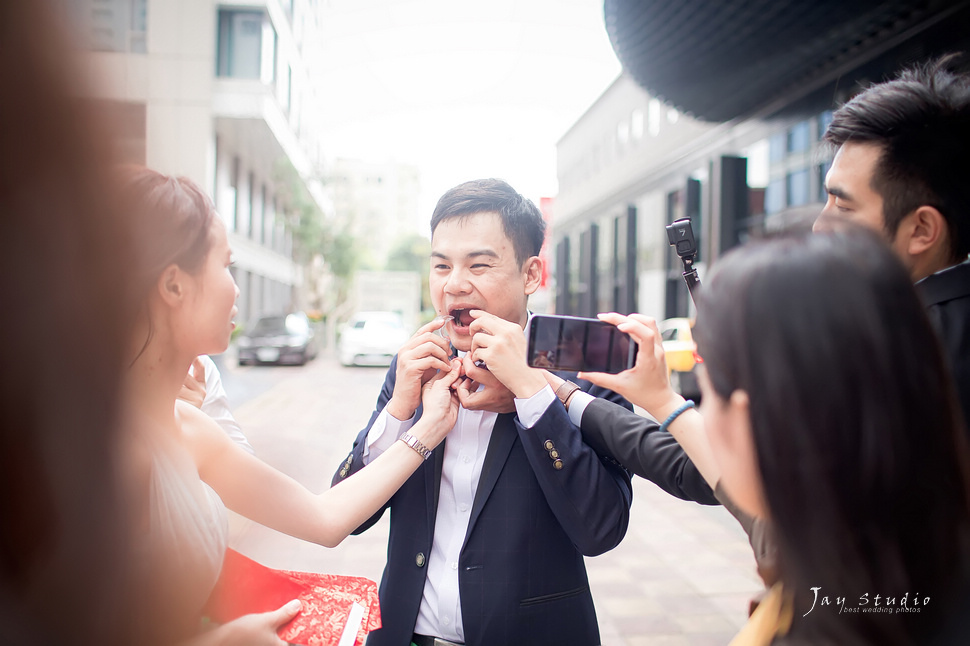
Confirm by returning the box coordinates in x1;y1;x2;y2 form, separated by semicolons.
604;0;967;122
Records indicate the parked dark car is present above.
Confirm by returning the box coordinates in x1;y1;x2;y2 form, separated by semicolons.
237;312;318;366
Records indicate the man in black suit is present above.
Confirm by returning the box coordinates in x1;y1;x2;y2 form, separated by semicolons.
815;56;970;424
333;179;633;646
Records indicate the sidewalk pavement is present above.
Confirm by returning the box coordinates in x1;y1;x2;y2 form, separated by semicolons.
226;355;763;645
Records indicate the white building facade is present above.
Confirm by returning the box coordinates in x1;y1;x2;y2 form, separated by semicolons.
78;0;327;327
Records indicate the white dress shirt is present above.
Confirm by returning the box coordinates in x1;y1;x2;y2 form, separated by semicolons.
364;361;555;642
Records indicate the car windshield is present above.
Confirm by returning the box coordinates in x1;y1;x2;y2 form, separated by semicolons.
251;314;308;336
366;319;403;332
252;317;286;335
349;312;404;332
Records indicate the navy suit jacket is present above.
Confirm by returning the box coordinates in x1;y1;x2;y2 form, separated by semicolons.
332;355;633;646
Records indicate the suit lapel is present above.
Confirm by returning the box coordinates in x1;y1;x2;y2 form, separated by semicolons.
465;412;517;537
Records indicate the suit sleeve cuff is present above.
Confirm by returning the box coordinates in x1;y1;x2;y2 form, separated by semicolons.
514;384;557;428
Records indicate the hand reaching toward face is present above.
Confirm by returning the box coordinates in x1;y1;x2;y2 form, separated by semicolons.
387;316;453;421
177;356;207;409
467;310;548;399
414;358;463;449
578;313;683;419
455;355;517;413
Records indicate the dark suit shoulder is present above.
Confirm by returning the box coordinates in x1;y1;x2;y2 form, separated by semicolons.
919;261;970;307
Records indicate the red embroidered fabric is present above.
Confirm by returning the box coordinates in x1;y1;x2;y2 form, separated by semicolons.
203;549;381;646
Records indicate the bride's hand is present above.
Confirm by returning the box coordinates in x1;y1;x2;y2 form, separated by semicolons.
186;600;301;646
415;359;462;448
221;599;301;645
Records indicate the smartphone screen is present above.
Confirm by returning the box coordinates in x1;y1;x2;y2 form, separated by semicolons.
526;314;636;374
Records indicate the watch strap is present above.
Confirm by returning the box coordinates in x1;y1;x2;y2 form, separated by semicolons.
554;380;582;408
399;432;432;460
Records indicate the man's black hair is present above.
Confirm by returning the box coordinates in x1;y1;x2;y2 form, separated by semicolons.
824;54;970;261
430;178;546;266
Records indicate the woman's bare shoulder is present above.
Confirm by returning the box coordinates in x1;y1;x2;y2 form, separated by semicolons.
175;400;231;461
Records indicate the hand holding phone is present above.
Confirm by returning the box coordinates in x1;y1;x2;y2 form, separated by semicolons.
577;313;683;419
466;310;549;400
526;314;637;375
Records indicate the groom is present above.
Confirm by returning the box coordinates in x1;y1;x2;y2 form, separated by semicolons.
333;178;633;646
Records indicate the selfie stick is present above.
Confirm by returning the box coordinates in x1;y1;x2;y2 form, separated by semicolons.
665;218;701;300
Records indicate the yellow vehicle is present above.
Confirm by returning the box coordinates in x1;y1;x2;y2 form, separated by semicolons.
660;317;701;402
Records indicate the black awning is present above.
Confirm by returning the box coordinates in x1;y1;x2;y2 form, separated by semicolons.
604;0;966;122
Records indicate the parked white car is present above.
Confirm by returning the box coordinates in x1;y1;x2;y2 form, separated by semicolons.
338;311;410;367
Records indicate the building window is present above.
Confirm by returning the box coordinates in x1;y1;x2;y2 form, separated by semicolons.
228;156;240;232
745;139;770;189
85;0;147;53
217;9;268;79
768;132;786;163
648;99;661;137
631;109;644;139
817;161;833;203
818;110;834;140
765;178;785;214
279;64;293;112
617;121;629;145
787;120;811;154
786;168;810;207
261;20;277;85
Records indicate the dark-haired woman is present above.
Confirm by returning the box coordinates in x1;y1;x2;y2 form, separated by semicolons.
119;165;463;645
581;230;970;645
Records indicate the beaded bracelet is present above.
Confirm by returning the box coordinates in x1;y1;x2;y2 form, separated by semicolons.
659;400;695;433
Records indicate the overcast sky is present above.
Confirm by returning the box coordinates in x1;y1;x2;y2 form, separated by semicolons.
315;0;622;228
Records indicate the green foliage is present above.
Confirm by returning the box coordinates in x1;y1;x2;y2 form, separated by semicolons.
386;233;431;273
326;230;359;279
272;160;325;264
385;233;432;312
272;159;359;281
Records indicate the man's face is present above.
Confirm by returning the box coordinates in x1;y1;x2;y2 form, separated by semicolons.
814;142;888;236
429;211;537;352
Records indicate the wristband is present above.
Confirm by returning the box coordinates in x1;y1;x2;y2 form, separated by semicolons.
399;432;432;460
659;400;695;433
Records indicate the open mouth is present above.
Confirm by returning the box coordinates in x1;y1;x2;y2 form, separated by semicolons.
449;308;476;333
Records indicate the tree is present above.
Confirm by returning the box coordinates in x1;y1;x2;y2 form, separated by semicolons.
386;233;433;316
272;159;360;323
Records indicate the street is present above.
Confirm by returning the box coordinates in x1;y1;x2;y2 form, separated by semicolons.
221;351;763;646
